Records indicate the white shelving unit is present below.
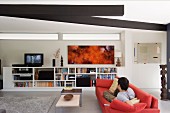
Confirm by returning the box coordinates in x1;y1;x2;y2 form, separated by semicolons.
97;67;117;80
3;66;119;90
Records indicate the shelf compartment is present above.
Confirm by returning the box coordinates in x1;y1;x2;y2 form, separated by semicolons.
55;74;75;80
76;68;96;73
69;68;75;73
65;81;75;87
13;75;33;80
13;80;33;82
34;68;54;80
14;82;33;87
55;68;68;74
34;81;54;87
12;68;33;74
56;81;65;87
97;67;117;73
97;74;116;80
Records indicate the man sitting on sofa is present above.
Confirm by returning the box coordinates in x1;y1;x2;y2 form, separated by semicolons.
116;77;135;106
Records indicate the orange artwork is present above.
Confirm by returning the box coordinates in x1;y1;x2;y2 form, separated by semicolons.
68;46;114;64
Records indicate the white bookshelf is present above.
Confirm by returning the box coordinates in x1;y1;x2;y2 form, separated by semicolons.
3;66;119;90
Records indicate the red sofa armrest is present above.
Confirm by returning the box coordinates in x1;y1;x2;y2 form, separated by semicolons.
129;84;152;108
151;96;158;108
96;79;113;88
110;99;146;112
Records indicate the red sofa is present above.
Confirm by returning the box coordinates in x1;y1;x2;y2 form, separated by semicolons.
96;79;160;113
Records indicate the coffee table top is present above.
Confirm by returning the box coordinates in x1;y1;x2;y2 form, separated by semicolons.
61;88;82;94
56;95;80;107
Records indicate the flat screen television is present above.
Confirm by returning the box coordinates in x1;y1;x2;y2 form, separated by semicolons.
24;53;43;67
68;45;114;64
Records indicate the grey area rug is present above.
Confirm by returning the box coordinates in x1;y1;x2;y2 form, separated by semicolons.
0;96;56;113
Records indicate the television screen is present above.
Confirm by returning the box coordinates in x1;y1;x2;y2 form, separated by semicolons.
68;45;114;64
24;53;43;66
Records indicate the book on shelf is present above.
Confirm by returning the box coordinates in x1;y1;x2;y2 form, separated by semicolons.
69;68;75;73
68;76;75;80
61;74;65;80
14;75;20;80
64;75;69;80
90;80;96;87
56;75;61;80
110;68;116;73
62;68;68;74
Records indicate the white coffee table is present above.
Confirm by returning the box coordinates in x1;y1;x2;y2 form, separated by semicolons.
55;95;80;113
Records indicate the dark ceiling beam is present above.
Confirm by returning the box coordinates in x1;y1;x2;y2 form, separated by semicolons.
0;5;167;31
2;14;167;31
0;5;124;16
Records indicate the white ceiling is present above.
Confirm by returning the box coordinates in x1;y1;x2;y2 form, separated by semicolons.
0;0;169;33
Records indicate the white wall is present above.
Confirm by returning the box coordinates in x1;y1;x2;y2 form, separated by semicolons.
0;38;121;67
124;30;167;88
0;30;167;89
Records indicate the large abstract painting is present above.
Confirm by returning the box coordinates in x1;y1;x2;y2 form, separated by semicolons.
68;45;114;64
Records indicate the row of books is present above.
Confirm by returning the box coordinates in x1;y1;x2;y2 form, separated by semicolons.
35;82;53;87
56;74;75;80
76;68;96;73
55;68;68;74
56;81;75;87
65;81;75;87
69;68;75;73
98;74;116;80
97;68;117;73
14;82;33;87
56;81;65;87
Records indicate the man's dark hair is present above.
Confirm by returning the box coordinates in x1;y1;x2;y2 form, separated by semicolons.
118;77;129;91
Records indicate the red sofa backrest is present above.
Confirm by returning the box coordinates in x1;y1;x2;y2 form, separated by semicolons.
129;84;152;108
96;79;113;88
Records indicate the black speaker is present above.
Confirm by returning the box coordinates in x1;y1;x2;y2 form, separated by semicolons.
61;56;63;67
52;59;55;67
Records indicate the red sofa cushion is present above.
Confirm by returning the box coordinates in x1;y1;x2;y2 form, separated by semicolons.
96;87;108;97
130;84;152;108
110;99;147;112
96;87;110;105
96;79;113;88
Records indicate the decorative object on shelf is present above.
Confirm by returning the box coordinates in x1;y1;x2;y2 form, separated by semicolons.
35;69;39;80
160;65;168;100
64;94;73;101
53;48;60;66
52;59;55;67
61;55;63;67
115;52;122;67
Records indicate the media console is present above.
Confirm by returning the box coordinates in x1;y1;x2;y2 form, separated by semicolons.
3;66;121;90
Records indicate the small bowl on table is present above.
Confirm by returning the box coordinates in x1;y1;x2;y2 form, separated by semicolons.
64;94;73;101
